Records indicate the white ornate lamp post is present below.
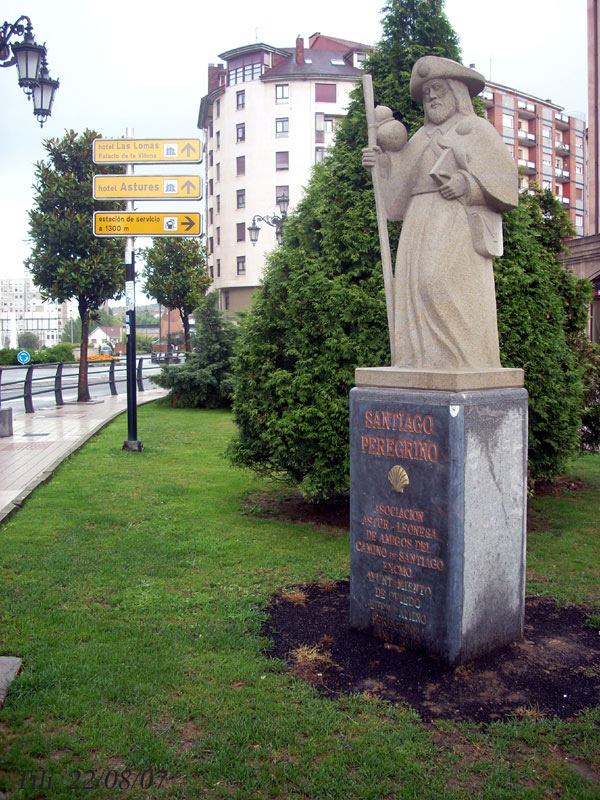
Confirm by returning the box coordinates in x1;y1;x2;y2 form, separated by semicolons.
0;15;59;126
248;193;290;246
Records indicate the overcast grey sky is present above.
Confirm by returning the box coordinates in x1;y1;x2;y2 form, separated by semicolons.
0;0;588;282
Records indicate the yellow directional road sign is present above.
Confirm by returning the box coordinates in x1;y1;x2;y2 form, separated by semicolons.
93;175;202;200
94;212;201;237
93;138;202;164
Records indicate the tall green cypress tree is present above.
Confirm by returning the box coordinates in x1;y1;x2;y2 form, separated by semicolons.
229;0;462;500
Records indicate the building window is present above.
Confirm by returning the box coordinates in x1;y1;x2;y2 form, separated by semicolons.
216;163;220;181
236;90;245;109
237;189;246;208
236;156;245;175
216;226;221;245
237;256;246;275
576;187;584;201
315;147;326;163
576;162;583;175
502;113;513;129
237;222;246;242
276;185;289;205
209;237;214;254
216;195;221;213
228;63;262;86
543;126;552;139
276;84;289;103
315;83;336;103
324;118;334;133
216;131;220;149
216;99;220;118
209;121;213;137
276;118;289;137
543;180;552;191
217;259;221;277
209;264;214;279
209;150;213;166
209;208;213;224
209;179;213;196
576;214;583;227
276;151;289;170
236;123;245;142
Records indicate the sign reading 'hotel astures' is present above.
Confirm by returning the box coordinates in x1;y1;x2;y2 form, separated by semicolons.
94;212;201;237
92;138;202;164
93;175;203;200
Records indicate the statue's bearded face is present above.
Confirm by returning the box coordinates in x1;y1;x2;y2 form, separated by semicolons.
422;78;457;124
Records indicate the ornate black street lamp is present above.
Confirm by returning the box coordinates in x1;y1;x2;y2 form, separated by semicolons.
248;193;290;246
0;15;59;126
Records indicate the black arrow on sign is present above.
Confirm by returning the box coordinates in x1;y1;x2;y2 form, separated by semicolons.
181;143;196;157
182;180;196;194
182;216;196;232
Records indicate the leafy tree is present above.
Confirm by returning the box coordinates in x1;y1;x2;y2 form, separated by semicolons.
139;238;210;352
26;129;125;401
134;333;153;353
17;331;41;350
135;308;160;326
91;306;122;327
151;291;237;408
495;188;592;478
229;0;461;500
61;317;82;344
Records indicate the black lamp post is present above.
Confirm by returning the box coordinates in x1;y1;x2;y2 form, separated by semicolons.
0;15;59;126
248;193;290;247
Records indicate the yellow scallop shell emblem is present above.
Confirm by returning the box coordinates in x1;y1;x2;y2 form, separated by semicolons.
388;465;409;493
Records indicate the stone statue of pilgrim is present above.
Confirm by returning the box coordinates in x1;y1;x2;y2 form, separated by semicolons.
362;57;518;371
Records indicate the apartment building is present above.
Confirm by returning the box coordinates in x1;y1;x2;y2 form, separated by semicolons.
482;81;586;237
197;33;372;314
0;277;69;348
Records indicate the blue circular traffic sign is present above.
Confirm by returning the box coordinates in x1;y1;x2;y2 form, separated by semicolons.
17;350;31;365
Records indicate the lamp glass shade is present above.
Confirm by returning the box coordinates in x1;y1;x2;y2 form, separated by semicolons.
33;69;59;125
12;38;44;92
276;194;289;216
275;227;283;246
247;221;260;245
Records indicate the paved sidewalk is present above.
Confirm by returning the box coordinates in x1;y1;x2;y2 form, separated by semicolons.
0;388;168;524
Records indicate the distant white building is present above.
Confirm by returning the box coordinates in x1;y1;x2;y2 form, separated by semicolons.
197;33;372;315
0;277;69;348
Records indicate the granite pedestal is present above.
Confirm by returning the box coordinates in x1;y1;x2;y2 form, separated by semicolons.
0;408;13;438
349;381;528;666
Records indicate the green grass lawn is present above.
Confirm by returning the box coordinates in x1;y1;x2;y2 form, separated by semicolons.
0;404;599;799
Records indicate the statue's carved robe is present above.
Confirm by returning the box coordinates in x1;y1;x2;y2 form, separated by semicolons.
377;113;518;370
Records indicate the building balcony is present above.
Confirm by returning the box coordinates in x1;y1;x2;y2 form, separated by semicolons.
554;112;570;129
555;169;570;182
517;99;536;118
481;90;494;104
558;196;570;207
555;141;570;154
517;129;536;145
518;158;536;174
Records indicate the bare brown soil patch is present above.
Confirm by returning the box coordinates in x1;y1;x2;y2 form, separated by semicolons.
266;582;600;724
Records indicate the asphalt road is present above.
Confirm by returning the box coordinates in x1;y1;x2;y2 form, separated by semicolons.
1;359;162;416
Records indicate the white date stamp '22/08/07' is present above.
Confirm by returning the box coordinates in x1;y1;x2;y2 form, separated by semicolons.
17;766;173;793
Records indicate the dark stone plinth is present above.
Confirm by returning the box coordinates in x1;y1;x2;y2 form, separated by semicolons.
0;408;13;438
349;386;528;666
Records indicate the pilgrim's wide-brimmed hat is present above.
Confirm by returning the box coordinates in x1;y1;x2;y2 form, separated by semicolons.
410;56;485;102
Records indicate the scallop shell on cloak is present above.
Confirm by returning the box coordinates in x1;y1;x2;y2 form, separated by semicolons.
388;465;409;493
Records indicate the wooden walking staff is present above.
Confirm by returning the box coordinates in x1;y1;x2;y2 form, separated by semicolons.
362;73;395;363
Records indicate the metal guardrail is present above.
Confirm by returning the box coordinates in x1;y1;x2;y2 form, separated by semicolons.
0;357;158;413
